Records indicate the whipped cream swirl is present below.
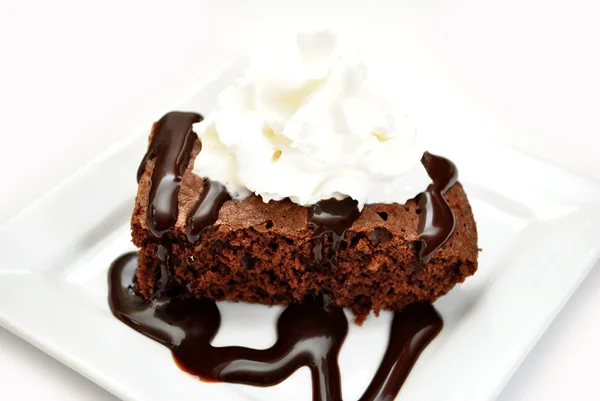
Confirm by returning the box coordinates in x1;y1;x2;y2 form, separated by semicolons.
192;31;431;208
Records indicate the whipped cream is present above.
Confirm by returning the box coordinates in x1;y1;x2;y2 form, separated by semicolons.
192;30;431;208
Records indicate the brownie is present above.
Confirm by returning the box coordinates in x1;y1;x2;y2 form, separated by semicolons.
131;118;478;322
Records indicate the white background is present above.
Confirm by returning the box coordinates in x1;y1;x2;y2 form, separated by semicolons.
1;0;599;400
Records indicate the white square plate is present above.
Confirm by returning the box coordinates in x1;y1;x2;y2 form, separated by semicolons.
2;60;600;401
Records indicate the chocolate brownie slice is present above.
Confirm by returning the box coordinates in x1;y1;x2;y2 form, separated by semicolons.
131;112;478;322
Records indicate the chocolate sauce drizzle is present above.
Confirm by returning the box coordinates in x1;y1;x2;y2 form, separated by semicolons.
109;253;442;401
357;303;442;400
415;152;458;263
308;197;360;265
305;152;457;266
137;111;202;237
186;180;231;243
136;111;204;289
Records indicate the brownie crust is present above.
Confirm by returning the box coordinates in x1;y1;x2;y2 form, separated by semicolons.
132;127;478;321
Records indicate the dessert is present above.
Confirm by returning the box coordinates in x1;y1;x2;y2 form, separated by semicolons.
110;31;478;401
132;116;477;321
131;31;478;322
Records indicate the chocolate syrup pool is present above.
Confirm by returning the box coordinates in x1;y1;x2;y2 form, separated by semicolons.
109;253;442;401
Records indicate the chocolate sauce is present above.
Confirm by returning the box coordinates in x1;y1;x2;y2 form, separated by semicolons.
136;112;202;292
186;180;232;243
109;252;442;401
308;197;360;265
136;112;202;237
109;253;346;401
156;244;172;292
357;303;442;401
304;153;457;266
416;153;458;263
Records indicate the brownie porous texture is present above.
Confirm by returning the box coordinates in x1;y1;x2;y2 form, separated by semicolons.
132;131;478;323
